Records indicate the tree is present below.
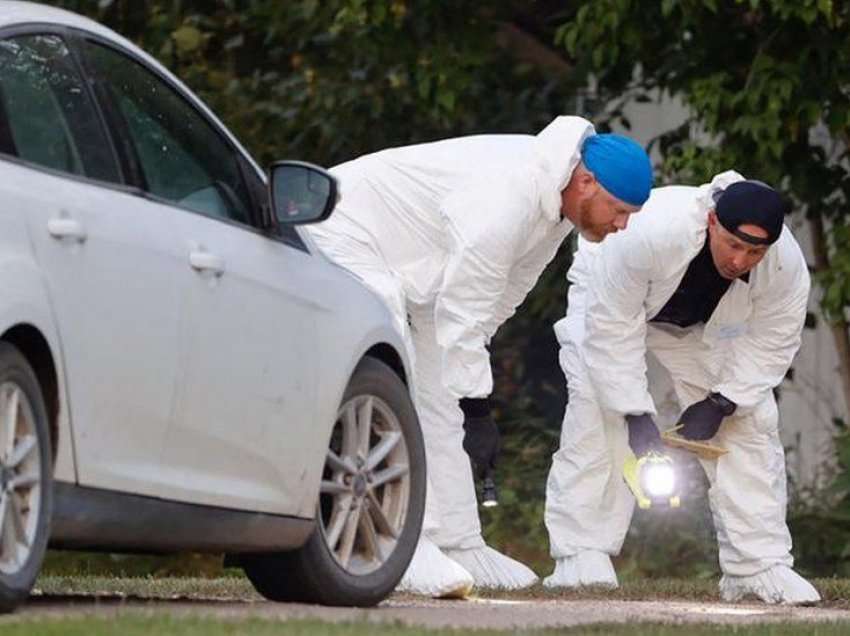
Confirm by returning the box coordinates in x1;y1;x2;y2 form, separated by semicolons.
556;0;850;413
52;0;580;167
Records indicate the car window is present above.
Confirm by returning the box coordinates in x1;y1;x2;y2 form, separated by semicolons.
0;34;119;182
83;41;253;225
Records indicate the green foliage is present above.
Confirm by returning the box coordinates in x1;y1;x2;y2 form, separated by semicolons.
41;550;231;578
51;0;578;168
557;0;850;219
789;427;850;576
820;222;850;321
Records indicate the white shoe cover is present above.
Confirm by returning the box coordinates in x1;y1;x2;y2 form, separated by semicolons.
395;536;474;598
543;550;619;589
719;565;820;605
444;545;538;590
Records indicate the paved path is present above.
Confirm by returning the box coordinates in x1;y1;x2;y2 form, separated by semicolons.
5;594;850;629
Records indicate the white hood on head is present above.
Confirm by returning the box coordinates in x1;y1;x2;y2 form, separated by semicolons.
533;116;595;222
696;169;745;213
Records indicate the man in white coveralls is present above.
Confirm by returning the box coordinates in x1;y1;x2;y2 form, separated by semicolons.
544;171;820;604
306;116;653;596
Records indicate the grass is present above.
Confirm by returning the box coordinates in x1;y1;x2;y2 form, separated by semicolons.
9;576;850;635
477;577;850;609
33;575;262;601
3;617;850;636
30;574;850;609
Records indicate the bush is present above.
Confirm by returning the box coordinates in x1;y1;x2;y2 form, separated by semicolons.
788;426;850;577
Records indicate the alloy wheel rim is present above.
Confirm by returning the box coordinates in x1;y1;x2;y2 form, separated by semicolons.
0;381;41;575
319;394;410;576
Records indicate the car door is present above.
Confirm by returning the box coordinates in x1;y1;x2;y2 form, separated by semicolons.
0;32;184;495
79;38;326;515
164;207;328;516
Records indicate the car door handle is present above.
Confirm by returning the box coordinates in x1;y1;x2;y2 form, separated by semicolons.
189;250;225;276
47;218;87;243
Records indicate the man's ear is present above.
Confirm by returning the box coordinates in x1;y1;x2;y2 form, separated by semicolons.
579;170;598;196
707;210;720;239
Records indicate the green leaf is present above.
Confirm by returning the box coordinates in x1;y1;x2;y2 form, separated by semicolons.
416;74;431;100
436;88;456;112
565;26;579;54
172;25;204;55
825;281;843;314
592;45;605;68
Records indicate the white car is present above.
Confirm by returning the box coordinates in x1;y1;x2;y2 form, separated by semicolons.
0;1;425;612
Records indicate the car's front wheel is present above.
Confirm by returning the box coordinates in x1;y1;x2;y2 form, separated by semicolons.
243;356;425;606
0;342;53;614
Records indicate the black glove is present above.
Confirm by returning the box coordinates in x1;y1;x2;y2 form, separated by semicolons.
460;397;499;479
625;413;662;457
678;392;737;441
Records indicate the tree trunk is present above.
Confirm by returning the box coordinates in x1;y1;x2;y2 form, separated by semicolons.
809;213;850;418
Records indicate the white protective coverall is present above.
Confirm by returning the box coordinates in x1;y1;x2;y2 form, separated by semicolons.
544;171;820;604
306;116;595;594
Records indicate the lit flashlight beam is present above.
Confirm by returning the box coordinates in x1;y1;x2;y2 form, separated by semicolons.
642;463;676;498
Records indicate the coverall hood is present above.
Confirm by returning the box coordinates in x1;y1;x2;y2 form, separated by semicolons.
532;116;595;223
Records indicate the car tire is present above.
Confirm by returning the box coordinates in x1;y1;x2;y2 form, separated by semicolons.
0;341;53;614
243;356;425;607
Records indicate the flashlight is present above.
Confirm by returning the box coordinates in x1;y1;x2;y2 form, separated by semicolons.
481;471;499;508
641;461;676;498
622;451;680;509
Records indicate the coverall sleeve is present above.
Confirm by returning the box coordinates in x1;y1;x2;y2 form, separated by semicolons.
434;182;534;399
713;249;811;410
480;235;566;341
583;229;657;415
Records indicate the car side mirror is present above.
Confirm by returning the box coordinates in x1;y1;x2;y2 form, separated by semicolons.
269;161;338;226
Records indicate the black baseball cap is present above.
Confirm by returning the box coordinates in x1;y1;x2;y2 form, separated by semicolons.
713;180;790;245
